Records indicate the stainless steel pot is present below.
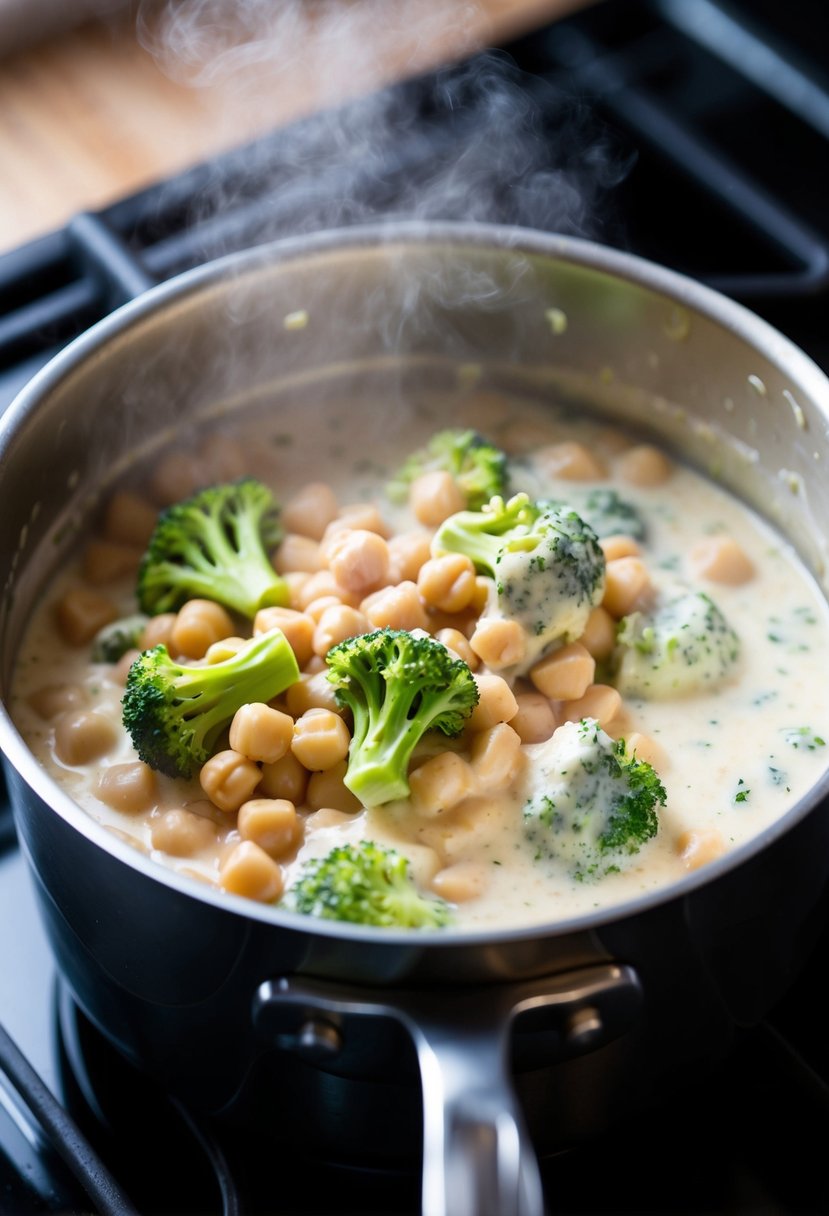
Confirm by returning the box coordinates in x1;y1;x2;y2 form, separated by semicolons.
2;222;829;1216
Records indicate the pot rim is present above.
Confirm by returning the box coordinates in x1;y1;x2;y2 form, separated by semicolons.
3;217;829;949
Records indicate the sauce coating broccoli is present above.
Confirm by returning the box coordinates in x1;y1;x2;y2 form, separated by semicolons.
91;614;149;663
121;627;300;778
523;718;665;880
386;427;507;510
433;492;606;671
541;487;646;541
137;477;288;619
285;840;452;927
615;589;740;699
325;628;479;808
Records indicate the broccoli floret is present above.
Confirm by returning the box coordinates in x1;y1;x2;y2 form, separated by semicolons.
433;493;606;671
615;590;739;699
137;477;288;619
91;613;149;663
541;488;646;541
285;841;452;928
431;492;541;575
387;428;507;510
523;718;665;880
122;627;300;778
325;628;479;807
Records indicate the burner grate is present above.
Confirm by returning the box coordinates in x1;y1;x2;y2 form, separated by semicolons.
3;0;829;405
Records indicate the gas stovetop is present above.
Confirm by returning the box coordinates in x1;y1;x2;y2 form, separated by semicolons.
3;1;829;1212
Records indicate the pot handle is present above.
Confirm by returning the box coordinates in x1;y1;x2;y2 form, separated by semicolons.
254;963;641;1216
405;996;542;1216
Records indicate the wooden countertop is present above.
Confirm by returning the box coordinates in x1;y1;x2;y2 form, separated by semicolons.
0;0;586;256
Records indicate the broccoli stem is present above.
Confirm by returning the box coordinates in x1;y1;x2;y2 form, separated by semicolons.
173;630;297;742
345;684;468;806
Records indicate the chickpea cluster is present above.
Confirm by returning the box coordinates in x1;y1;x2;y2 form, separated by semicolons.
35;426;759;909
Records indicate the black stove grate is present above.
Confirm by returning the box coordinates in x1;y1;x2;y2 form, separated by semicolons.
2;0;829;400
3;0;829;1212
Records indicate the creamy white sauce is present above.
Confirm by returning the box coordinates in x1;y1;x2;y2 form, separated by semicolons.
9;393;829;930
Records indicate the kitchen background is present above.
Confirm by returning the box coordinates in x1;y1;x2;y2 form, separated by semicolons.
2;0;829;1212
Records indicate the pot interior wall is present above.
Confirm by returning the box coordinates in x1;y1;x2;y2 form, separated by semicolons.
2;232;829;687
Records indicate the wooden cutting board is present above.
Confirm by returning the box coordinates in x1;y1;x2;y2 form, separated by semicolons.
0;0;586;255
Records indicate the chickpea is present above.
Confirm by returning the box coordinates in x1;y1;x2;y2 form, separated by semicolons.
171;599;235;660
361;582;429;633
689;536;755;586
434;628;479;670
82;540;143;585
205;636;247;664
258;750;308;804
625;731;668;771
617;444;672;487
229;702;294;764
55;588;118;647
140;613;177;651
237;798;301;859
219;841;284;903
285;671;344;718
578;606;617;662
409;751;476;816
538;441;606;481
296;571;361;611
602;557;653;619
393;842;442;887
469;618;526;671
510;692;557;744
54;710;118;766
313;605;370;657
200;749;262;814
151;808;220;856
306;760;362;813
529;642;595;701
281;481;340;541
253;606;315;668
324;529;390;596
305;807;354;832
27;683;87;720
387;530;433;583
469;576;491;617
324;503;390;539
110;648;141;685
468;723;523;787
600;535;641;562
409;470;466;527
283;571;311;610
467;672;518;732
560;683;622;730
417;554;477;614
303;596;342;624
103;489;158;548
273;533;326;575
677;828;725;871
291;708;351;771
430;861;489;903
96;762;157;813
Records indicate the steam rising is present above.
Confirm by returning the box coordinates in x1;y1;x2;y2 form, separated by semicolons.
135;0;630;259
